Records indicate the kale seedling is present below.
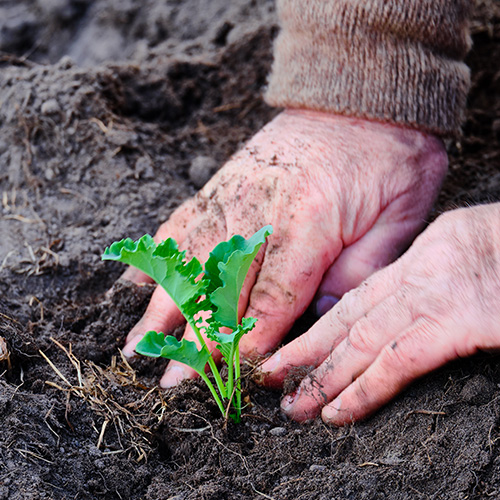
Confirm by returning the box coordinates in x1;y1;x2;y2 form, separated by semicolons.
102;225;273;422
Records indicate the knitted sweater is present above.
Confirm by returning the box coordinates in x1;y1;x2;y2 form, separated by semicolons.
265;0;472;136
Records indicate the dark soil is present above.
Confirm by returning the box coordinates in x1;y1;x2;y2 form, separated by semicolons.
0;1;499;499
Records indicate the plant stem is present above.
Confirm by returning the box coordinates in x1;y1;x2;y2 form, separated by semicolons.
226;343;235;404
234;345;241;421
187;318;226;399
199;372;225;416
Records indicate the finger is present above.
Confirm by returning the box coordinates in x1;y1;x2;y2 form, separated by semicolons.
124;214;227;357
120;198;203;285
120;266;154;284
238;231;331;359
321;317;453;426
280;291;416;421
122;286;184;357
316;205;424;316
258;263;402;386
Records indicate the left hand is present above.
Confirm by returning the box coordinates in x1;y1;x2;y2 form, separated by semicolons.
119;111;447;389
258;203;500;425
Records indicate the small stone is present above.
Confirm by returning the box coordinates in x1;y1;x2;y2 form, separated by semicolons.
107;129;137;147
188;155;218;188
135;156;155;180
41;99;61;115
44;167;56;181
88;445;102;457
269;426;287;437
58;55;75;69
309;464;327;472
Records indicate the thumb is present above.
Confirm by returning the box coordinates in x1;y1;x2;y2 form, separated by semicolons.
316;216;424;316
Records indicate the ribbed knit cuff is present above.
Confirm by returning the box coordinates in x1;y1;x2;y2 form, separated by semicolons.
265;0;472;137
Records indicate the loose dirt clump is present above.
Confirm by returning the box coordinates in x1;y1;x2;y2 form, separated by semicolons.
0;1;499;499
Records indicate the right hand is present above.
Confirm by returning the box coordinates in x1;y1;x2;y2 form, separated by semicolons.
258;203;500;424
118;110;448;388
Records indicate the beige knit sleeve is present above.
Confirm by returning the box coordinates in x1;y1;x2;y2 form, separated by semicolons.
265;0;472;136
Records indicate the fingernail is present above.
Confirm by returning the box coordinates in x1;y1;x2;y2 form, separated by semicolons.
259;352;281;374
123;339;141;358
315;295;339;317
160;365;188;389
322;396;342;422
281;386;301;412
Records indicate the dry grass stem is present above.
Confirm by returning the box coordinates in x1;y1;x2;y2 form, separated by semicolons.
41;338;168;461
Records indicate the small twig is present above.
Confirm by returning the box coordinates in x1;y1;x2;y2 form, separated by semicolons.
15;448;54;464
0;312;21;325
45;381;69;392
44;403;61;445
3;214;39;224
29;296;44;322
250;484;275;500
90;117;110;134
39;350;72;387
171;425;211;433
97;420;109;449
51;338;82;388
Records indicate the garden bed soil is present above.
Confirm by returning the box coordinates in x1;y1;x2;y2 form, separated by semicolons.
0;1;500;499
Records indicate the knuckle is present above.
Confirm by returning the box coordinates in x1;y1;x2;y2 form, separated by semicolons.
295;334;316;361
249;276;297;317
353;373;372;404
378;341;410;374
347;319;375;356
337;288;357;313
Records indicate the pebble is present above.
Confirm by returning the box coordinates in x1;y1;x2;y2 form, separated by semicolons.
309;464;327;472
188;155;218;188
88;445;102;457
58;55;75;69
41;99;61;115
44;167;56;181
269;426;287;437
135;156;155;180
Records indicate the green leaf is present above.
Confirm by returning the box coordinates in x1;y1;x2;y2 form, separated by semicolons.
136;331;210;375
134;330;168;357
204;225;273;329
205;317;257;362
102;235;205;316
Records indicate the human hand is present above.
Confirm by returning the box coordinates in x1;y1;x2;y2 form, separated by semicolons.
258;203;500;425
120;109;448;388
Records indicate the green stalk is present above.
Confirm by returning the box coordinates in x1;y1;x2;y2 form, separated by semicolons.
226;343;235;404
199;371;225;416
234;345;242;422
187;318;226;399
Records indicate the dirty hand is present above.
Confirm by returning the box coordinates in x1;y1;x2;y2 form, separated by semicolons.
121;109;448;388
259;203;500;425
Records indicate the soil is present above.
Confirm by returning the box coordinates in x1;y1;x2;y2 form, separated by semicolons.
0;1;499;499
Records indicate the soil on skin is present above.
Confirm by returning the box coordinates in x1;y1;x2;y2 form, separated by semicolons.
0;1;499;499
